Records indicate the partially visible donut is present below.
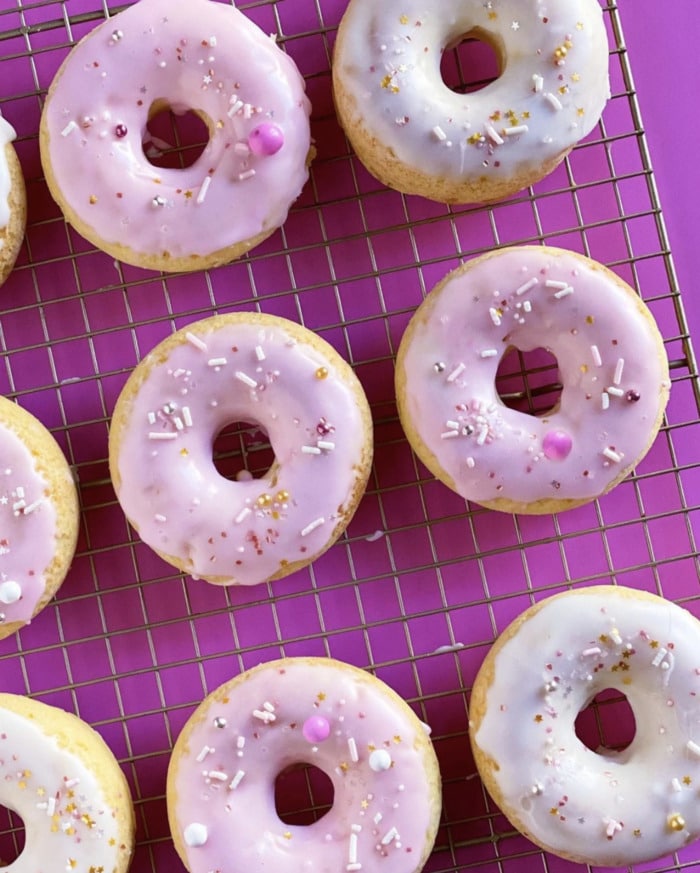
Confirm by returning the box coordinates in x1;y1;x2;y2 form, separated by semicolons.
0;693;134;872
395;246;670;514
40;0;312;272
469;586;700;866
333;0;609;203
0;114;26;284
0;397;79;639
167;657;441;873
108;313;373;586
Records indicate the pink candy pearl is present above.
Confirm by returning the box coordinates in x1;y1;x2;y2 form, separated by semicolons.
302;715;330;744
543;429;573;461
248;123;284;156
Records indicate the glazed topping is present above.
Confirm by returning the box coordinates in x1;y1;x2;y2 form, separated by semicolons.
399;247;670;503
42;0;311;258
336;0;609;180
113;320;368;585
0;421;58;625
171;659;436;873
0;113;16;230
473;590;700;864
0;707;129;871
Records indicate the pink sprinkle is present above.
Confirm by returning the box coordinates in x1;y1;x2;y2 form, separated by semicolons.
248;122;284;156
302;715;330;744
542;429;573;461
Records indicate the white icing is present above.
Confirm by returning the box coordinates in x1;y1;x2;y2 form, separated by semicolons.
471;588;700;865
0;113;17;230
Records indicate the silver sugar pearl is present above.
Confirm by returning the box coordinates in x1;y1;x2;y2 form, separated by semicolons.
111;29;124;42
0;613;5;624
152;195;167;208
433;362;446;373
213;717;227;729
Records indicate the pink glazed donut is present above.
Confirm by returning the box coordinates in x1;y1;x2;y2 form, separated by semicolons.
395;246;670;514
167;658;442;873
40;0;312;272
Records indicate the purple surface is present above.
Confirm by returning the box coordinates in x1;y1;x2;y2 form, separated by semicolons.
1;2;699;872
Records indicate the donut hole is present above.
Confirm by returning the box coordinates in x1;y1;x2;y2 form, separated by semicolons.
274;762;334;826
574;688;636;755
212;420;275;482
143;100;211;169
0;806;26;864
440;28;502;95
496;346;562;416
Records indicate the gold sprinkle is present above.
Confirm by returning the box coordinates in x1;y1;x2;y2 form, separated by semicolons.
550;807;558;816
393;735;402;744
599;634;609;643
317;692;326;701
339;762;349;772
577;107;585;117
576;21;585;30
276;490;290;503
468;132;483;145
586;315;595;325
633;828;642;837
283;831;293;840
488;10;497;19
399;14;409;24
315;367;329;380
180;447;189;457
184;190;193;199
683;775;692;785
361;799;369;809
650;640;659;649
667;813;686;832
257;493;272;507
571;72;581;82
580;364;588;374
89;195;98;205
534;714;543;723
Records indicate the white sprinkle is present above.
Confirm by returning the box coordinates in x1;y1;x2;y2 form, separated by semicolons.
686;740;700;758
613;358;625;386
196;745;214;763
237;736;246;750
351;824;362;833
208;357;228;368
672;777;683;792
607;386;624;397
532;73;544;92
235;371;258;388
255;345;266;361
544;92;563;111
206;770;228;782
228;769;246;792
381;827;400;846
446;362;466;383
184;822;208;847
182;407;193;427
196;175;212;205
235;507;252;524
489;307;502;326
591;345;603;367
523;300;532;313
228;99;244;116
432;125;447;141
485;124;504;145
148;432;178;441
466;456;475;468
154;513;167;523
369;749;392;772
545;279;569;290
318;441;336;451
554;286;574;299
147;411;157;425
302;445;323;455
601;392;610;411
582;646;602;657
347;866;362;872
349;832;359;864
173;416;184;431
604;817;622;838
234;141;251;156
61;120;78;137
46;796;56;816
64;778;80;789
348;737;359;763
602;447;623;463
252;709;276;724
238;169;256;181
263;701;275;713
515;277;539;296
476;426;489;446
12;499;25;513
610;628;623;645
480;349;498;358
186;332;208;352
652;647;668;667
441;430;460;440
373;813;383;825
301;517;325;537
503;124;529;136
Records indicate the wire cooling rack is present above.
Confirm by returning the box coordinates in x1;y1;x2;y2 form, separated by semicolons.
1;1;699;872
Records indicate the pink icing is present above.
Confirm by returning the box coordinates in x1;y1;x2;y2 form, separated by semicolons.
168;659;438;873
111;318;370;585
41;0;311;261
397;247;670;505
0;421;58;625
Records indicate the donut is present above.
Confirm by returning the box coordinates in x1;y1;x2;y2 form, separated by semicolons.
0;113;27;284
0;693;134;871
0;396;79;639
395;246;670;514
108;313;373;586
167;657;441;873
469;585;700;866
332;0;609;203
39;0;312;273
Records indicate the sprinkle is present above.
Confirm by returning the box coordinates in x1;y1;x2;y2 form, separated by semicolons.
255;345;266;361
196;175;212;205
610;628;623;645
373;813;383;825
602;447;623;463
184;822;208;847
503;124;529;136
381;827;400;846
480;349;498;358
544;92;563;111
252;709;276;724
672;778;683;792
61;120;78;137
208;357;228;368
523;300;532;312
601;393;610;410
213;717;227;729
432;125;447;141
154;513;167;523
238;169;257;181
591;345;602;367
532;73;544;92
485;125;504;145
46;796;56;816
613;358;625;385
148;432;178;441
582;646;602;657
607;386;624;397
686;740;700;758
441;430;460;440
369;749;392;772
235;507;252;524
348;738;359;763
182;407;193;427
237;736;245;749
515;277;539;295
489;307;502;326
667;813;686;832
235;371;258;388
229;770;245;790
301;517;325;537
22;498;44;515
186;332;208;352
651;646;668;667
263;701;275;713
110;29;123;43
554;286;574;299
446;362;466;382
318;441;336;451
302;446;323;455
147;411;157;425
196;746;214;763
0;581;21;605
152;195;167;207
349;833;359;865
604;817;623;838
546;280;568;290
173;417;184;431
206;770;228;782
466;456;475;468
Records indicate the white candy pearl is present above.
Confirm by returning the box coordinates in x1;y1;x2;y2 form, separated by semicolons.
368;749;392;772
184;822;208;847
0;580;22;604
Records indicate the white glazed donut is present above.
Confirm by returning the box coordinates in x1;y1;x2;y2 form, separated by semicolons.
469;585;700;866
395;246;670;514
108;313;373;586
0;693;134;872
333;0;609;203
40;0;312;272
167;657;442;873
0;113;26;284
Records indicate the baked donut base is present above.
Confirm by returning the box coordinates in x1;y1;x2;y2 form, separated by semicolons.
0;142;27;285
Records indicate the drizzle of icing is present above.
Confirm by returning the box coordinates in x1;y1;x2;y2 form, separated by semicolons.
471;587;700;865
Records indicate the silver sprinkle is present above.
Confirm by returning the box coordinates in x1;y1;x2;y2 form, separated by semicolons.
213;717;227;729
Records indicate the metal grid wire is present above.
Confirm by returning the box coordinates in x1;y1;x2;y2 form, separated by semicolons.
1;1;700;872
